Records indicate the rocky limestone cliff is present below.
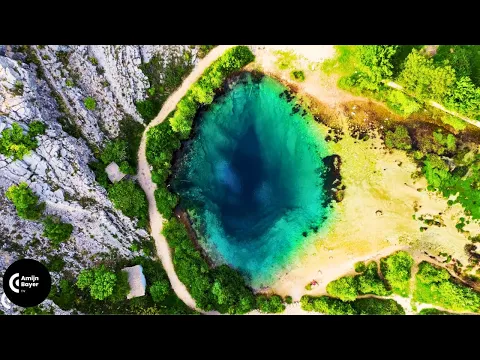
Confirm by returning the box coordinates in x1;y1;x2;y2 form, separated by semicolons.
0;45;201;314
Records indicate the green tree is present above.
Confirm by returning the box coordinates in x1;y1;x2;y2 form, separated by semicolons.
358;45;398;88
5;182;44;220
256;295;285;313
100;140;128;165
43;216;73;247
76;265;117;300
0;122;37;160
150;280;170;303
154;186;178;219
444;76;480;119
107;180;148;227
356;261;391;296
380;251;414;297
398;49;455;101
326;275;358;302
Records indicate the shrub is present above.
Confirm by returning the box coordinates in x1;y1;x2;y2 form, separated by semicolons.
110;270;131;302
356;261;391;296
0;122;45;161
76;265;117;301
290;70;305;82
47;256;65;272
380;251;414;297
285;295;293;304
386;90;421;116
150;280;170;303
100;140;128;165
256;295;285;314
5;182;45;220
43;216;73;247
49;279;76;310
107;180;148;227
354;261;366;273
154;187;178;219
211;265;256;314
352;298;405;315
384;125;412;150
414;261;480;313
28;121;46;137
326;275;358;301
419;308;453;315
84;97;96;110
300;295;356;315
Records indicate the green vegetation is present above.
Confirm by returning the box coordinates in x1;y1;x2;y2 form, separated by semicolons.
386;90;421;116
197;45;216;59
380;251;414;297
285;295;293;304
290;70;305;82
325;45;480;121
47;256;65;272
0;121;46;161
146;46;254;220
76;265;119;301
5;182;45;220
83;97;96;110
356;261;391;296
162;217;257;314
326;275;358;301
414;261;480;313
441;114;467;131
301;295;404;315
354;261;366;273
256;295;285;314
301;295;356;314
51;256;194;314
43;216;73;247
149;280;170;303
352;298;405;315
418;308;454;315
326;261;390;301
384;125;412;150
107;180;148;228
137;50;195;123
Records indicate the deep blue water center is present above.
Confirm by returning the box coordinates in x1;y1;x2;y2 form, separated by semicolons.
172;73;332;287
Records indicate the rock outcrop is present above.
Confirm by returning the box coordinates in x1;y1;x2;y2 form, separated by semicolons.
0;45;201;315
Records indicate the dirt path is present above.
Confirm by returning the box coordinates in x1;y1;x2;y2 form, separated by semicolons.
136;45;236;314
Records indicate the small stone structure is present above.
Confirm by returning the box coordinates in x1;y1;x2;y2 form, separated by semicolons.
105;162;126;183
122;265;147;299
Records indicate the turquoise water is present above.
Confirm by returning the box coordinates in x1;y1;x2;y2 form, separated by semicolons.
172;74;332;287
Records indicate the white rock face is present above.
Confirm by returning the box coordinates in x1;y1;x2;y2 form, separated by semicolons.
0;45;199;315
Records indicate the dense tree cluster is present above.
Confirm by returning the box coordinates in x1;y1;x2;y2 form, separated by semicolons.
327;45;480;122
107;180;149;228
414;261;480;313
76;265;118;301
300;295;404;315
380;251;414;297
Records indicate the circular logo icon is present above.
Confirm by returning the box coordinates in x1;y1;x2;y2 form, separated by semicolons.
2;259;51;308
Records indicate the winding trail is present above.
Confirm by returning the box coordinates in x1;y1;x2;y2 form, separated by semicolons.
137;45;235;314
